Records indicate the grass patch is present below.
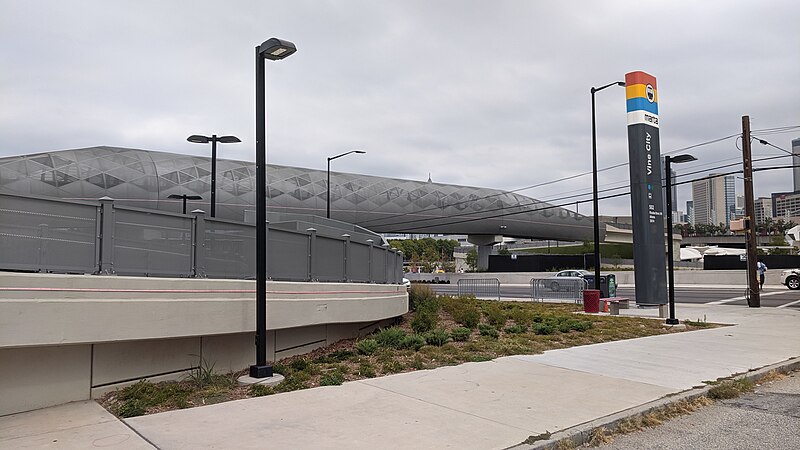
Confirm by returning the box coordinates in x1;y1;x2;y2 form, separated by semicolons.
101;297;705;419
708;378;754;399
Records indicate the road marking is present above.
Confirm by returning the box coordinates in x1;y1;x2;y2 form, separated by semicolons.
777;298;800;309
705;291;786;305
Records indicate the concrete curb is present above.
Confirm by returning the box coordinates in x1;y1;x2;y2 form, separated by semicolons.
506;356;800;450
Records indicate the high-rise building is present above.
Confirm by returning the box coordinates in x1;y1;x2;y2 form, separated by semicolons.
691;173;735;226
792;138;800;191
755;197;773;224
661;157;677;212
772;190;800;219
686;200;694;224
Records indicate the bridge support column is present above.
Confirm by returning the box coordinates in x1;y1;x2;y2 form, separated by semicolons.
468;235;503;271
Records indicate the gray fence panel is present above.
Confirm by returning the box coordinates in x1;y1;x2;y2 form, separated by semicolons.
267;229;310;281
112;208;193;276
314;236;345;282
348;242;371;282
371;246;387;283
0;195;97;273
457;278;501;300
530;277;587;302
204;220;256;279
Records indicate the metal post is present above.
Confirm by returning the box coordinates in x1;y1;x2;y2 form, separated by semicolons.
327;158;331;219
366;238;374;283
342;233;351;282
665;156;679;324
98;197;115;275
251;45;271;378
307;228;317;281
192;209;206;278
211;135;217;218
591;87;601;289
742;115;760;307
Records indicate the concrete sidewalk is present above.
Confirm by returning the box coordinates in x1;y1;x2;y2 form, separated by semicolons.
3;304;799;449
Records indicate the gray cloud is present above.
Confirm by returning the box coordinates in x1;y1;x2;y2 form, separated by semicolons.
1;0;798;217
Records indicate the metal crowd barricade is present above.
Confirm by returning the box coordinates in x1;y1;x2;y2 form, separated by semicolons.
530;277;588;302
457;278;501;300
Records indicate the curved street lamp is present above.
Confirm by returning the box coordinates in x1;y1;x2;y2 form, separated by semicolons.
664;154;696;325
590;81;625;290
168;193;202;214
251;37;297;380
327;150;366;219
187;134;241;217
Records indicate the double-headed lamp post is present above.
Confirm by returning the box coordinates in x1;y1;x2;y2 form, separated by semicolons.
327;150;365;219
665;154;696;325
251;37;297;380
187;134;241;217
590;81;625;289
168;193;202;214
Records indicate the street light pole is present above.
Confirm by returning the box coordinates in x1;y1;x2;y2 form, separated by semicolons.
590;81;625;290
168;194;202;214
664;154;696;325
327;150;366;219
187;134;241;217
251;37;296;380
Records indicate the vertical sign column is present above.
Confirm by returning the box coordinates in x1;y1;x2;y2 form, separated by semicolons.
625;71;667;305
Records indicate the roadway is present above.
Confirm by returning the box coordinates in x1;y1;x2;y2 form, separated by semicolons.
427;284;800;309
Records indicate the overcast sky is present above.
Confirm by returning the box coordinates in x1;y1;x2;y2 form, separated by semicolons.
1;0;798;216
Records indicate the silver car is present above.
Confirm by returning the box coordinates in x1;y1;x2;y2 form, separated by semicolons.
546;269;591;291
779;269;800;290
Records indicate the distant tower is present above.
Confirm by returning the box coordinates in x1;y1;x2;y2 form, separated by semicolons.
793;138;800;191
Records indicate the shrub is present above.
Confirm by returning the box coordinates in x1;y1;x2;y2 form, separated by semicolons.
382;360;405;373
412;308;438;333
375;327;407;348
424;329;450;346
289;358;311;372
510;308;534;327
409;284;437;311
504;324;527;334
355;338;380;355
532;323;555;335
485;302;507;328
319;370;345;386
358;363;377;378
571;320;593;332
276;371;310;392
450;326;471;342
249;384;275;397
708;379;754;399
478;323;500;338
399;334;427;351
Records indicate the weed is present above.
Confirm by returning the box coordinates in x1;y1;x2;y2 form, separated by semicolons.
504;324;527;334
409;284;437;311
382;360;404;373
757;370;786;384
424;328;450;346
375;327;407;348
355;339;380;355
485;302;507;327
249;384;275;397
186;355;216;387
358;362;377;378
708;378;754;399
319;370;345;386
450;326;472;342
399;333;427;351
587;427;612;446
478;324;500;338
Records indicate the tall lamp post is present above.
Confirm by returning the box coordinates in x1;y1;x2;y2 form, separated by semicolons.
250;37;297;380
664;154;696;325
168;193;202;214
187;134;241;217
590;81;625;289
327;150;365;219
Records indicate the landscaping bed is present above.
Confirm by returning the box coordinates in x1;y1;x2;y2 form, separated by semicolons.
101;285;715;418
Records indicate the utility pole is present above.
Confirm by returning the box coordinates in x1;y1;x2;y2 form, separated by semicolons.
742;115;760;307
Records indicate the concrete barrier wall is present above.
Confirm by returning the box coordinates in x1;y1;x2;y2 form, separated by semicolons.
0;273;406;416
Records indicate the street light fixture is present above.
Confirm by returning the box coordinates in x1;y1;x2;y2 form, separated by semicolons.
251;37;297;380
664;154;696;325
168;193;202;214
327;150;366;219
187;134;241;218
590;81;625;290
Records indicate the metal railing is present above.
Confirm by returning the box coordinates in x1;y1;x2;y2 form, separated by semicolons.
530;277;587;302
457;278;501;300
0;192;403;283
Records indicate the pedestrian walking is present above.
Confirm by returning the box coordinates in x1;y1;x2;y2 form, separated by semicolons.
757;260;767;291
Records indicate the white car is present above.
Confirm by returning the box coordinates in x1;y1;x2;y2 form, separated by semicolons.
402;278;411;289
779;269;800;290
546;270;591;291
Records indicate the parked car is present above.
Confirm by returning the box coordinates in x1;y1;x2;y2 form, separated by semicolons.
546;269;591;291
779;269;800;290
402;277;411;289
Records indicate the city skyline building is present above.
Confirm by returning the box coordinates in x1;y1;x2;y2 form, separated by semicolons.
691;173;735;226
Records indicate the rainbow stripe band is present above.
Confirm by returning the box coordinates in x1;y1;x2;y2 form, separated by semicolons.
625;71;659;128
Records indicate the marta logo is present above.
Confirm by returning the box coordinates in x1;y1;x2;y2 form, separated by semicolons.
646;84;655;103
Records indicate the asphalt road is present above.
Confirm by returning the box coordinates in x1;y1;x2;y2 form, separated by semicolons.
426;284;800;309
599;371;800;450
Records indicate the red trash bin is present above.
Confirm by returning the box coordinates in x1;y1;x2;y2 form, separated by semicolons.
583;289;600;313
